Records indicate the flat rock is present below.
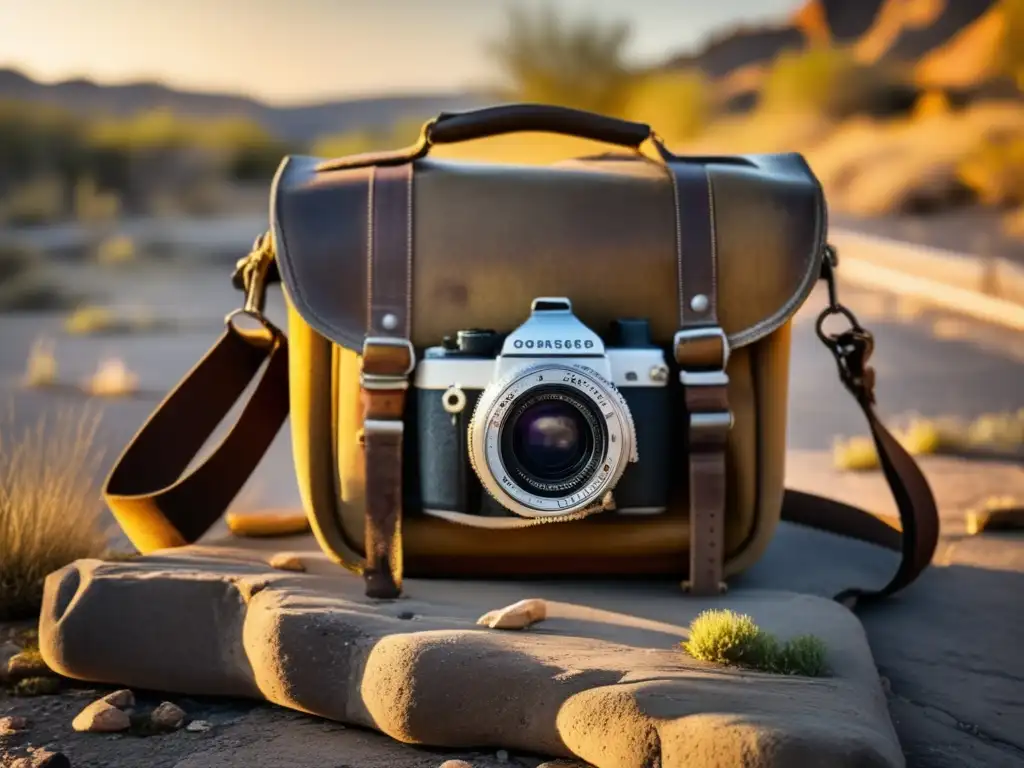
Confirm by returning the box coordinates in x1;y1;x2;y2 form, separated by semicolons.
71;699;130;733
37;538;903;768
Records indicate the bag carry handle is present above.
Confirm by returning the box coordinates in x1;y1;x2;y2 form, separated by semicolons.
426;104;654;148
316;103;703;173
103;240;939;611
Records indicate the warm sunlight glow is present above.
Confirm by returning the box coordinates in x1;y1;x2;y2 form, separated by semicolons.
0;0;805;102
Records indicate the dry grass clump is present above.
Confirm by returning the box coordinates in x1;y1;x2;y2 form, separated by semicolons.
833;410;1024;471
965;496;1024;535
0;407;110;620
682;609;828;677
82;357;140;398
64;305;162;336
22;337;58;389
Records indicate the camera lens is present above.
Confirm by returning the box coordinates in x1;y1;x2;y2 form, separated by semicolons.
500;386;605;497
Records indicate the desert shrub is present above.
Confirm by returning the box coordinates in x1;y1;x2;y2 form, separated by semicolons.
958;136;1024;206
0;242;76;312
0;100;288;222
760;46;914;120
311;117;428;160
0;408;109;620
486;5;635;116
683;609;828;676
623;70;712;142
0;175;66;226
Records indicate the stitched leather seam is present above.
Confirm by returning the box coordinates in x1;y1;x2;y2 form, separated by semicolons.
366;167;376;330
705;169;718;323
404;166;413;338
667;165;684;326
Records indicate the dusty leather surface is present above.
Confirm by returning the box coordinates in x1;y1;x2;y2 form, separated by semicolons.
271;153;825;353
39;540;903;768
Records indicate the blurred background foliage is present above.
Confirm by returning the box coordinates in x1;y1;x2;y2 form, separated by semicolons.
1;2;1023;231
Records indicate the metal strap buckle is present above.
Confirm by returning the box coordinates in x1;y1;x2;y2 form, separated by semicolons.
360;337;415;391
674;327;731;386
675;326;734;433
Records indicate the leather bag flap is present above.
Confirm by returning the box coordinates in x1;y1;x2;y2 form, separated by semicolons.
270;150;826;351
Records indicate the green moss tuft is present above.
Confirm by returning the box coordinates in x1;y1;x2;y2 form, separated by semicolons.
682;609;829;677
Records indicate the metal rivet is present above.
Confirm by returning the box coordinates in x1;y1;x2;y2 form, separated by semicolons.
381;312;399;330
690;294;709;313
649;365;669;383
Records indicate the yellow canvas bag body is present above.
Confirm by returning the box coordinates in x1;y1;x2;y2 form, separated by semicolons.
104;105;940;608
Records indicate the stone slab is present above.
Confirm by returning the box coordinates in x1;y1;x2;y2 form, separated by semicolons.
38;538;904;768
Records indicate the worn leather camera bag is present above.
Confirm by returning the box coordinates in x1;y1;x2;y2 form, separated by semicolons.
103;104;940;608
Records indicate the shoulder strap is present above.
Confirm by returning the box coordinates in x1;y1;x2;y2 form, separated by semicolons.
102;244;939;611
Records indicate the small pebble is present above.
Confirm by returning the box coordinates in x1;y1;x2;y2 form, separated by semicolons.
496;750;510;763
102;689;135;709
151;701;187;731
72;699;130;733
186;719;212;733
0;714;29;732
268;552;306;572
438;761;473;768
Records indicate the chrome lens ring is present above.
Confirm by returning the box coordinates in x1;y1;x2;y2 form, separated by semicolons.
467;361;636;518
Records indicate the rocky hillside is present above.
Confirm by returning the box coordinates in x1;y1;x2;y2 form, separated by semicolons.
666;0;1015;109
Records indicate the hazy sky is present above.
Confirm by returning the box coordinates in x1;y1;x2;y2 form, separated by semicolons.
0;0;804;104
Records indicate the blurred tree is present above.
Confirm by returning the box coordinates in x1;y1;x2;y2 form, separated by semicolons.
623;70;711;142
486;5;635;116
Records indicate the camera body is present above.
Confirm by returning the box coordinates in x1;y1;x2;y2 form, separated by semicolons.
413;297;672;527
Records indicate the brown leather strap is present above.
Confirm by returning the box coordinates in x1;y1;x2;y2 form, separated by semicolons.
668;161;730;597
783;326;940;609
360;162;415;599
103;322;289;553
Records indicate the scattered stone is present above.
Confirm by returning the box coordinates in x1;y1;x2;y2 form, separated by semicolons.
13;677;61;697
476;599;547;630
496;750;510;763
101;689;135;709
537;761;592;768
397;611;416;620
25;747;70;768
72;699;131;733
185;719;212;733
268;552;306;572
0;715;29;733
6;651;54;681
438;761;473;768
150;701;187;731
